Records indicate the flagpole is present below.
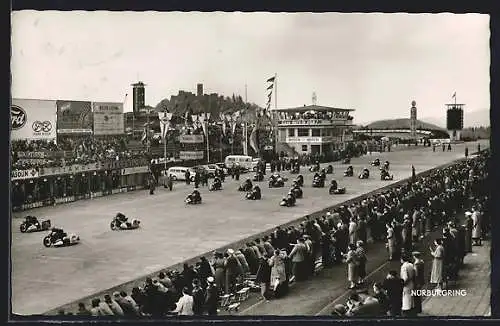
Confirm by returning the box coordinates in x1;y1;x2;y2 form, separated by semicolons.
163;110;167;172
207;100;211;163
244;84;248;156
274;73;278;157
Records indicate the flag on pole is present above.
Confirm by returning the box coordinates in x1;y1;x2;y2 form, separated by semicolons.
267;76;275;83
267;84;273;90
452;92;456;99
249;124;259;154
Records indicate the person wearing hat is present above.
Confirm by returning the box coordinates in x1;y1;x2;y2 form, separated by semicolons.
212;252;226;293
400;253;415;317
224;249;241;294
191;279;205;315
205;277;219;315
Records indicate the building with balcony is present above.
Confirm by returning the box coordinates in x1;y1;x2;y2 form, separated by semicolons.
273;104;355;155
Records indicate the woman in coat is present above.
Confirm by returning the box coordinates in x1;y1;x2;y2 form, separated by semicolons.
430;238;445;290
269;250;287;297
212;252;226;294
346;243;358;289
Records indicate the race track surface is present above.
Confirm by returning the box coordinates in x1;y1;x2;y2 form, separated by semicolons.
10;141;487;315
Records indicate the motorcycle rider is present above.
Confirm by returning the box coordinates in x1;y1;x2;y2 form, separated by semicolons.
345;165;354;176
254;170;264;181
212;177;222;190
360;167;370;179
248;185;262;200
291;181;302;198
372;158;380;166
241;178;253;191
295;175;304;187
115;212;128;225
25;215;40;229
50;227;67;243
188;189;202;203
330;179;338;191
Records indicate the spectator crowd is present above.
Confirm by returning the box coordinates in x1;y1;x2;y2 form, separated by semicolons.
56;147;489;317
11;136;146;170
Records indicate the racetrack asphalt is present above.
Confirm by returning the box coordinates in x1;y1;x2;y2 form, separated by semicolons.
10;140;487;315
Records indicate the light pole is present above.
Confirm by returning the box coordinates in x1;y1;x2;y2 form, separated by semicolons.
205;113;211;163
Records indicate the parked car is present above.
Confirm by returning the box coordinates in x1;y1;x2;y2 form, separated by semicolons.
164;166;197;182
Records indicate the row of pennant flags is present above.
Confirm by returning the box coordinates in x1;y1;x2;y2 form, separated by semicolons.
145;75;278;154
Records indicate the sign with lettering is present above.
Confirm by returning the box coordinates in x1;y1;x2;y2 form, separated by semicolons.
11;169;39;180
11;99;57;141
179;151;204;160
179;134;204;143
92;102;125;135
286;137;323;143
121;166;149;175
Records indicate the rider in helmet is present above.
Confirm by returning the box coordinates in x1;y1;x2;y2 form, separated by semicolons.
346;165;353;173
115;212;128;224
51;227;67;242
213;176;221;188
244;178;253;190
252;185;261;198
191;189;201;202
25;215;40;228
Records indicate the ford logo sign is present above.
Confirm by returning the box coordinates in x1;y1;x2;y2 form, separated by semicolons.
11;105;27;130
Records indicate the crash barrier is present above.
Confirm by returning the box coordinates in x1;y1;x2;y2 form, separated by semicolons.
44;149;488;315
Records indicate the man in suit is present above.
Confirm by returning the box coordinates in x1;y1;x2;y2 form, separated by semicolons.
288;238;307;282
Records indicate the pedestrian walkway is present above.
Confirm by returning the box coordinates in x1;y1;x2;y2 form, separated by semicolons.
421;241;491;316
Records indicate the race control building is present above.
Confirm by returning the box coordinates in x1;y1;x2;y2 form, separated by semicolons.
273;104;355;156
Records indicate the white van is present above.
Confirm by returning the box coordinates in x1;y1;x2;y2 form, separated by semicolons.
224;155;253;171
165;166;196;182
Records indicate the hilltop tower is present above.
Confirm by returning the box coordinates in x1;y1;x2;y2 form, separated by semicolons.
446;102;465;142
131;81;146;114
410;100;417;140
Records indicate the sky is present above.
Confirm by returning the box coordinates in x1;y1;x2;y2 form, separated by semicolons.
11;11;490;124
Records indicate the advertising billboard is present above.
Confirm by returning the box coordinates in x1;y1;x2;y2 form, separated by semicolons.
56;100;93;134
11;99;57;141
92;102;124;135
179;151;204;160
179;134;204;143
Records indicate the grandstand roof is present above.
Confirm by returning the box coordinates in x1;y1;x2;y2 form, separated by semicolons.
271;104;354;113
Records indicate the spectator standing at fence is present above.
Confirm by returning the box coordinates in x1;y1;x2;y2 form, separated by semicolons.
382;271;403;316
412;252;424;315
386;223;396;261
430;238;444;290
255;255;271;300
355;241;367;285
191;279;205;315
288;238;307;282
346;243;358;289
471;206;482;246
212;252;225;294
173;287;194;316
269;249;288;298
224;249;240;294
204;277;219;315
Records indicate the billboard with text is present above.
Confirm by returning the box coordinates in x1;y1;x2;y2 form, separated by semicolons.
92;102;124;135
11;99;57;141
